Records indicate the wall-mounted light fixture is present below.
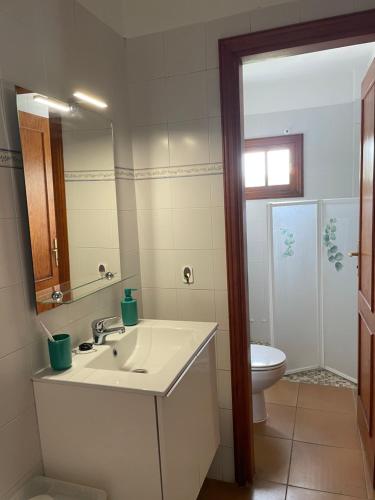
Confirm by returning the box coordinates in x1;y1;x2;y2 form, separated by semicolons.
33;95;71;113
73;91;108;109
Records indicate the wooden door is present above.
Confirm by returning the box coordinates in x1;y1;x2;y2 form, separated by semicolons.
18;111;60;294
358;58;375;487
49;114;71;290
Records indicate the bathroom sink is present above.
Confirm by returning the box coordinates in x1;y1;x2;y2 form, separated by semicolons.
87;325;197;374
33;319;220;500
33;319;217;396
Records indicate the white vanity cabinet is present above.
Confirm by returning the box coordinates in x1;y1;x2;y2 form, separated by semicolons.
33;333;219;500
157;340;219;500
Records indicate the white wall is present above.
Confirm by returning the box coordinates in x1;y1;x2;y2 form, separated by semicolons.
0;2;139;498
127;0;375;483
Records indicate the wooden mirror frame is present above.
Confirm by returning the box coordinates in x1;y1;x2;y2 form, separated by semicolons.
219;9;375;485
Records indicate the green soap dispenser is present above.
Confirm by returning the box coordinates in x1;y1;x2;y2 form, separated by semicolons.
121;288;138;326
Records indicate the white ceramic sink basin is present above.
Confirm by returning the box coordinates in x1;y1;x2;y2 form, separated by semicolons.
33;319;217;396
88;325;197;374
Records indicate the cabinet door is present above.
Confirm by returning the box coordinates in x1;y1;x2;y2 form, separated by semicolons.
156;339;220;500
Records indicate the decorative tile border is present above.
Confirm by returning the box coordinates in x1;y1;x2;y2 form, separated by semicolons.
64;170;116;182
0;148;22;169
115;166;137;180
132;163;223;180
0;144;224;181
65;164;224;182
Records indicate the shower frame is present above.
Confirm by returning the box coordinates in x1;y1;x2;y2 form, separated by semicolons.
267;199;323;372
267;198;359;383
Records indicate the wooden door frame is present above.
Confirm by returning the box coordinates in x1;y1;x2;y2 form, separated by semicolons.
219;9;375;485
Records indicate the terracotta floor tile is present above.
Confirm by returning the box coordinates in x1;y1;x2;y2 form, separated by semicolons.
198;478;286;499
297;384;356;414
286;486;362;499
289;441;367;498
254;403;296;440
265;380;299;407
362;444;373;500
254;435;292;484
294;408;360;449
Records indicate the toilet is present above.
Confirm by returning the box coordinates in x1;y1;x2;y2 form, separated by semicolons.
250;344;287;423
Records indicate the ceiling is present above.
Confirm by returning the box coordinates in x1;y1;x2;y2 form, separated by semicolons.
242;42;375;115
77;0;124;36
243;43;375;84
77;0;290;38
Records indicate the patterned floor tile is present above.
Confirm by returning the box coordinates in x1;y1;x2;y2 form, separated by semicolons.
283;368;356;389
250;341;356;389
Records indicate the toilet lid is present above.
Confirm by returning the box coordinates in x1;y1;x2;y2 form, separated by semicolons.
250;345;286;370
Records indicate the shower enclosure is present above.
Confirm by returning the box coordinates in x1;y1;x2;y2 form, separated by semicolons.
268;198;358;382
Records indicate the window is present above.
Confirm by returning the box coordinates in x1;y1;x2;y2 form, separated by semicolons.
244;134;303;200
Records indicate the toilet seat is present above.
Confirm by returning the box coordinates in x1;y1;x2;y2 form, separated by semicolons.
250;344;286;371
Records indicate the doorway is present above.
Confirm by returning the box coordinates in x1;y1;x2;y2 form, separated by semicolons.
243;43;374;384
219;9;375;487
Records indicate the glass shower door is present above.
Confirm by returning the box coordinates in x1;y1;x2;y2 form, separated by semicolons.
321;198;359;382
270;201;320;372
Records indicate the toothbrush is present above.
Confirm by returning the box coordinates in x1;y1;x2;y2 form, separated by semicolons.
39;321;55;342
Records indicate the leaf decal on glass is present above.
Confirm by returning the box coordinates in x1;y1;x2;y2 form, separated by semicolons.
280;228;295;258
335;261;343;271
323;218;344;272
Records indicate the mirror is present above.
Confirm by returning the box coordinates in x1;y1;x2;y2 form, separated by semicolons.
16;89;122;313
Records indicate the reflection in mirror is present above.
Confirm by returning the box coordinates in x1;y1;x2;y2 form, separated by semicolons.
16;88;122;313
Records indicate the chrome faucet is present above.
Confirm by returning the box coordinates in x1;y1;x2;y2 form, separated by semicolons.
91;316;125;345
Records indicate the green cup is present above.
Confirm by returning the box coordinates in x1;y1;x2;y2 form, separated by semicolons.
48;333;72;371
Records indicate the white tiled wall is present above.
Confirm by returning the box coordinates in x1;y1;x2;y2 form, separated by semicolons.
134;174;232;477
127;0;375;482
126;9;251;481
0;2;139;498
